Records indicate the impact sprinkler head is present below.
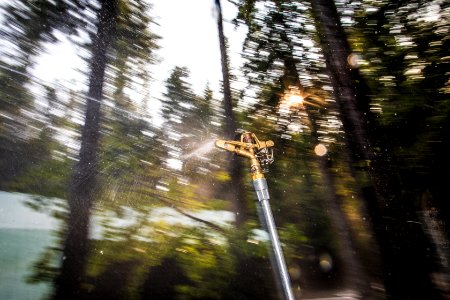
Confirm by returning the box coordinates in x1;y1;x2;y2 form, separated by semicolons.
215;132;274;180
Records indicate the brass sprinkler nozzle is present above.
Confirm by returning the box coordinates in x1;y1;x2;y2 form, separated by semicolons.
215;132;274;180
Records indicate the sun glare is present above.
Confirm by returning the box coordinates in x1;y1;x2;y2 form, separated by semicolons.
287;94;304;106
279;87;306;115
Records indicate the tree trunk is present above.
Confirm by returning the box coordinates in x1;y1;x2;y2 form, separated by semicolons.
280;39;369;293
54;1;117;299
310;0;441;298
215;0;247;227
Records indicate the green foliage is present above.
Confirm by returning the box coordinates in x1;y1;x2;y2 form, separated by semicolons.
346;0;450;218
0;63;33;113
6;157;71;199
26;247;61;285
176;229;234;299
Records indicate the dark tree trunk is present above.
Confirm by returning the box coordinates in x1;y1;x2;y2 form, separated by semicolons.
215;0;234;140
309;0;373;164
310;123;368;294
141;257;190;300
215;2;273;299
280;42;369;294
310;0;441;298
54;1;118;299
215;0;247;227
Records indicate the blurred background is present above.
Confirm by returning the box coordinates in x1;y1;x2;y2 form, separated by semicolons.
0;0;449;299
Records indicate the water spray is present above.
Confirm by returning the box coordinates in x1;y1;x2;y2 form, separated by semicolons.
215;132;295;300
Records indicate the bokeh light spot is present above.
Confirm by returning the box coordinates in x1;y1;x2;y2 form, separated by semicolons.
319;253;333;272
347;53;361;68
314;143;327;156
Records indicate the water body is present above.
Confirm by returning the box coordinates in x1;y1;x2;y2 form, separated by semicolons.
0;228;55;300
0;191;59;300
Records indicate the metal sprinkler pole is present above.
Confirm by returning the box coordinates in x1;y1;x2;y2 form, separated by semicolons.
254;177;296;300
215;132;295;300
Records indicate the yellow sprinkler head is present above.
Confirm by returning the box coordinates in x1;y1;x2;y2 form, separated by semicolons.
215;132;274;179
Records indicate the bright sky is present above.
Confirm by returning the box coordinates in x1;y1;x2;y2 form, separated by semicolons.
30;0;247;123
152;1;222;95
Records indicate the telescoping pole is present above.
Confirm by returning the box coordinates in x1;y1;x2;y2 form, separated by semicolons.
215;132;295;300
254;177;295;300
